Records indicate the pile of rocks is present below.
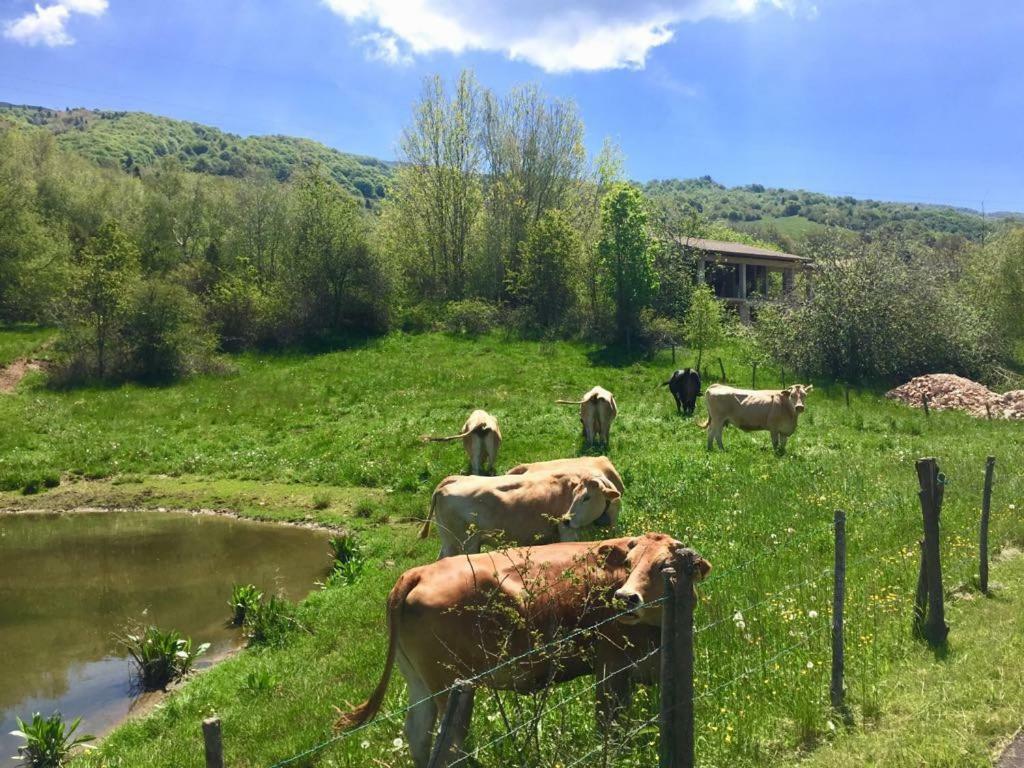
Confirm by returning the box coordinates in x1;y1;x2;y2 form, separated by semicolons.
886;374;1024;420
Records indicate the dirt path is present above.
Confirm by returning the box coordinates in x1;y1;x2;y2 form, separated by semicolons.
1000;730;1024;767
0;357;43;393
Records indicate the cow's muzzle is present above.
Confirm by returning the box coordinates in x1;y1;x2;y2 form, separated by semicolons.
613;589;642;620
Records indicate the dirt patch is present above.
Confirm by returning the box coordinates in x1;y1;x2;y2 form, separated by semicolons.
886;374;1024;420
0;357;44;393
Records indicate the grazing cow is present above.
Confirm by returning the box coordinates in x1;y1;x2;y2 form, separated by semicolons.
335;534;711;768
507;456;625;498
701;383;813;451
422;409;501;475
420;471;622;558
557;386;617;446
662;368;702;416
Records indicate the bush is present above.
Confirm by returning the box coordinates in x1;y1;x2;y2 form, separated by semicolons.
118;625;209;690
205;272;270;352
244;595;300;647
227;584;263;627
325;532;366;586
635;310;683;358
443;299;499;337
11;712;94;768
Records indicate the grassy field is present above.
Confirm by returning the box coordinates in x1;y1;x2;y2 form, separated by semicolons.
2;329;1023;767
0;325;55;367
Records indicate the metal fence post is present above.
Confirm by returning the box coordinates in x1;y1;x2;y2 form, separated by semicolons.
202;717;224;768
427;682;473;768
831;509;846;711
980;456;996;594
916;458;948;645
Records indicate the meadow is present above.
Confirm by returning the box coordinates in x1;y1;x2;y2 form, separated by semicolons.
2;328;1023;767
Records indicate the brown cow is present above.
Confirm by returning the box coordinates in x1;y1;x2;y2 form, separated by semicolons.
507;456;625;498
335;534;711;767
701;383;813;451
557;386;617;446
422;409;502;475
420;471;622;558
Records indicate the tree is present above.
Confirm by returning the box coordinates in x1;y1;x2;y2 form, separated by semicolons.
67;222;140;378
683;284;723;369
509;209;580;331
396;71;484;300
596;183;658;351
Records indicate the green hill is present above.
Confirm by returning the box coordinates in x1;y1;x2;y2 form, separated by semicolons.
645;176;996;242
0;103;393;207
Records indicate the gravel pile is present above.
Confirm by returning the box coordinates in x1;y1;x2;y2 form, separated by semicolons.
886;374;1024;420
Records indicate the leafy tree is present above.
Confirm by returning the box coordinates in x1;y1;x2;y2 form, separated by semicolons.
596;183;658;350
509;209;580;331
683;284;723;369
67;221;140;378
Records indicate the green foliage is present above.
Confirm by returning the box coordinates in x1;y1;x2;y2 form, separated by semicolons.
683;284;724;367
597;183;658;348
443;299;499;336
325;532;366;586
0;104;390;207
509;209;580;331
240;667;278;697
244;595;300;647
228;584;263;627
117;625;209;691
10;712;94;768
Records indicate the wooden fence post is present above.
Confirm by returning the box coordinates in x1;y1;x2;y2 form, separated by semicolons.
672;344;676;365
659;551;699;768
202;717;224;768
752;362;758;389
922;394;930;416
831;509;846;711
980;456;996;594
916;458;948;645
913;537;927;637
427;682;473;768
717;357;727;383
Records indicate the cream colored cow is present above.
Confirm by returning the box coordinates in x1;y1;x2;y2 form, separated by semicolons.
701;384;813;451
422;409;501;474
557;386;617;446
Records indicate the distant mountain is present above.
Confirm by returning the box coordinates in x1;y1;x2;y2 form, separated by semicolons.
2;102;1016;238
0;103;393;207
644;176;1004;243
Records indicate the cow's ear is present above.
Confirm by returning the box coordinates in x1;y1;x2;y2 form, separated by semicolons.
597;543;628;568
603;487;622;501
781;389;792;399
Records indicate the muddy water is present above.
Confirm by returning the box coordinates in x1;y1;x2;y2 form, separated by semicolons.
0;510;332;755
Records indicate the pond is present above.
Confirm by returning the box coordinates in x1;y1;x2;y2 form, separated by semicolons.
0;510;332;757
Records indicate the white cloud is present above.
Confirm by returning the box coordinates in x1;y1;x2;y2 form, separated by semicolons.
323;0;816;73
3;0;108;47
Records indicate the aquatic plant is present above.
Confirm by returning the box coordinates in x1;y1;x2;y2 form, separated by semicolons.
228;583;263;626
326;533;365;586
118;625;209;690
244;596;300;647
10;712;94;767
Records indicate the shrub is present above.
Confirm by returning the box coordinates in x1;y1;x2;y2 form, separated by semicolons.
244;596;300;647
311;494;331;511
443;299;499;337
326;533;366;586
118;625;209;690
227;584;263;627
10;712;94;768
683;284;724;368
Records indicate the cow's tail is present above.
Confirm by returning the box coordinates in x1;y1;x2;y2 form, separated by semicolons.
697;418;710;429
419;489;440;538
334;573;418;732
660;379;671;387
555;399;584;405
422;429;471;443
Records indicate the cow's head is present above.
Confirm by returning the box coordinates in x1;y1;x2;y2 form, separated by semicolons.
783;384;813;414
608;533;711;626
562;475;622;529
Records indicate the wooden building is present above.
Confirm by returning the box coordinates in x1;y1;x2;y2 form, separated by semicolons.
682;237;811;321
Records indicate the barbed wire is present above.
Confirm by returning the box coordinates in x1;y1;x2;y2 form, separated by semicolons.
267;595;668;767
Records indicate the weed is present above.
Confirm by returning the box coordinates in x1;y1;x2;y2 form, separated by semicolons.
10;712;94;768
240;667;277;697
325;533;366;586
311;494;331;510
117;625;209;690
228;584;263;627
244;596;300;647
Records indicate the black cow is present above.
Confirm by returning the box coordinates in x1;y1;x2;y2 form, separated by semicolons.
662;368;702;416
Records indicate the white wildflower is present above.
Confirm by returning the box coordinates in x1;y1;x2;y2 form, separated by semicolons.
806;661;814;669
807;610;819;619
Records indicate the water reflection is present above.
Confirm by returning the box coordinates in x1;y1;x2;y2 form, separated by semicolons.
0;511;331;755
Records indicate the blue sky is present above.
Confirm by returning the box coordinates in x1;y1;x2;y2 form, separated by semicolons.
2;0;1022;211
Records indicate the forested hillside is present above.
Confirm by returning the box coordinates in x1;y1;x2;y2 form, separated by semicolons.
0;103;392;207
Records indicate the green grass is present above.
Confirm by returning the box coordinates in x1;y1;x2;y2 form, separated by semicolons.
760;215;832;239
0;325;55;366
1;329;1023;767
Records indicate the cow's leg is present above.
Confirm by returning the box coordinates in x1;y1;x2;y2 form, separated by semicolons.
433;687;475;765
771;431;779;450
779;434;789;452
715;422;725;450
468;435;483;475
399;658;437;768
706;422;715;451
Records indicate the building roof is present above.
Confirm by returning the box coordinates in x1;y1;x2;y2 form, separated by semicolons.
680;237;810;265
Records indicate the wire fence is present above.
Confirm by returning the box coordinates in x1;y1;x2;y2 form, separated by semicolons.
252;454;1008;768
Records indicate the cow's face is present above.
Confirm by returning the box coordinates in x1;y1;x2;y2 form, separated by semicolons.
562;475;622;529
610;534;712;626
783;384;813;414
